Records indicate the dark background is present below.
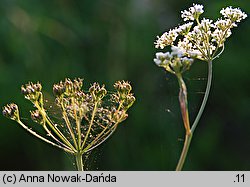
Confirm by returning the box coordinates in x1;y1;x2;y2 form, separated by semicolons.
0;0;249;170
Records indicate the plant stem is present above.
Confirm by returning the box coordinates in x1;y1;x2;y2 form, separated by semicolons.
17;120;75;154
81;102;98;149
35;103;77;152
75;153;84;171
191;61;213;133
175;73;192;171
176;132;193;171
175;61;213;170
176;73;191;134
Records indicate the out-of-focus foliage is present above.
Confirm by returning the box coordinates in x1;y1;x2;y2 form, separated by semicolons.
0;0;249;170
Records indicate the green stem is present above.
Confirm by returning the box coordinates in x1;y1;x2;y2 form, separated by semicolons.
17;120;74;154
176;73;191;134
175;132;193;171
81;102;98;149
75;153;84;171
175;73;192;171
61;103;78;149
191;61;213;133
35;103;77;152
175;61;213;170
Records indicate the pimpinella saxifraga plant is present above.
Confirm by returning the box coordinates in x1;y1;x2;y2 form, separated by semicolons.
154;4;247;170
2;78;135;170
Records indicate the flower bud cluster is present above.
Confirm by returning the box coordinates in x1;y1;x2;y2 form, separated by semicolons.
21;82;42;102
53;78;83;97
52;78;135;150
89;83;107;102
154;4;247;63
181;4;204;21
2;78;135;157
154;46;193;74
30;110;44;124
112;81;135;111
2;103;20;121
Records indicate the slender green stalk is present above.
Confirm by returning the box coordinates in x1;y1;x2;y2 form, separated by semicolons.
176;133;193;171
17;120;74;154
35;103;77;152
42;123;72;150
175;61;213;170
175;73;192;171
75;153;84;171
176;73;191;134
191;61;213;133
81;102;98;149
61;103;78;149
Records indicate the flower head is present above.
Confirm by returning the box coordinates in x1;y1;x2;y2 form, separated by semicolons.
181;4;204;21
177;22;193;35
113;80;135;110
220;7;247;23
214;19;233;30
2;103;20;121
154;28;179;49
3;78;136;170
21;82;42;102
154;46;193;74
155;4;247;62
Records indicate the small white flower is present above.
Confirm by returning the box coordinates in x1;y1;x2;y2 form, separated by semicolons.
188;50;202;58
214;19;234;30
181;10;193;21
193;4;204;14
181;57;194;66
156;52;172;60
181;4;204;21
212;28;232;46
171;46;185;57
177;22;193;35
154;52;172;66
199;18;213;33
153;58;162;66
220;7;247;23
154;29;179;49
177;38;192;50
186;26;202;42
155;52;166;59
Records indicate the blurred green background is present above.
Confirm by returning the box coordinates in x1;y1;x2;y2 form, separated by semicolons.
0;0;249;170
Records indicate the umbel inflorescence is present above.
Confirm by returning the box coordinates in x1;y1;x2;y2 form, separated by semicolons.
3;78;135;170
153;4;247;171
154;4;247;73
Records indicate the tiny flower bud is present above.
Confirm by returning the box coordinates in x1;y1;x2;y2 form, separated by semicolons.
89;83;107;101
53;84;65;97
114;81;132;95
21;86;27;95
64;78;74;96
30;110;44;124
123;94;136;110
96;87;107;99
33;82;42;92
73;78;83;91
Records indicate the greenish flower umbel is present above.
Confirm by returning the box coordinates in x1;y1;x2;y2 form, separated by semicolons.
3;78;135;171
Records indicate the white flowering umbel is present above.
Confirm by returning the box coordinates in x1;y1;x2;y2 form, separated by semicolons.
155;4;247;61
154;4;247;171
